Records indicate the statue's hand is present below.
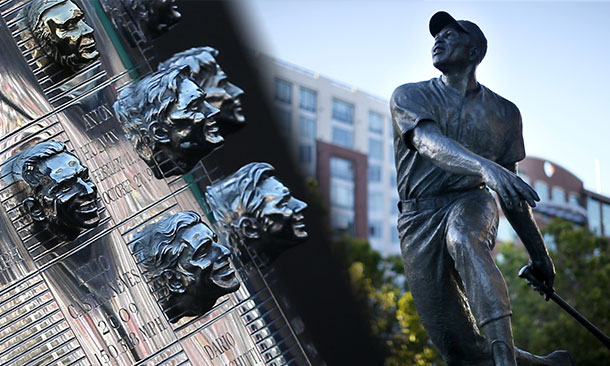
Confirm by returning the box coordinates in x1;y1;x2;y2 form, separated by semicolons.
480;161;539;210
525;256;556;300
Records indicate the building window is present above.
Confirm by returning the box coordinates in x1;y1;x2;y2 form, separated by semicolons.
331;184;354;209
298;115;316;140
299;87;317;112
551;186;565;204
587;197;602;235
274;78;292;104
369;111;383;134
569;193;581;207
332;126;354;148
330;157;354;181
368;164;381;183
332;99;354;124
331;209;354;235
368;138;383;161
368;191;383;212
602;203;610;238
299;144;312;164
275;107;292;137
534;181;549;202
369;220;382;239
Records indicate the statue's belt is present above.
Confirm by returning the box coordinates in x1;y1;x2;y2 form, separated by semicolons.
398;186;485;213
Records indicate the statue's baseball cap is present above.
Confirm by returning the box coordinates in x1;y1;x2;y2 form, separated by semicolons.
429;11;487;63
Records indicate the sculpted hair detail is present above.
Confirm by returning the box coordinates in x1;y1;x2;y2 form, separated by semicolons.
158;46;219;80
11;141;68;187
27;0;67;66
129;211;200;294
205;162;275;226
113;65;189;159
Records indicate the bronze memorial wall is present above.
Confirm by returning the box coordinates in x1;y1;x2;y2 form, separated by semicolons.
0;1;311;365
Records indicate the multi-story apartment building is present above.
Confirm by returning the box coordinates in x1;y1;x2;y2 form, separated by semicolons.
258;53;610;255
258;54;400;255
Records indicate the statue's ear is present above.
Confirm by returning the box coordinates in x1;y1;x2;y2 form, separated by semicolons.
149;122;171;144
238;217;260;240
469;46;480;62
22;197;45;222
21;169;39;187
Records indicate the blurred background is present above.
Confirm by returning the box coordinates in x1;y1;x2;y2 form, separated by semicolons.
156;1;610;365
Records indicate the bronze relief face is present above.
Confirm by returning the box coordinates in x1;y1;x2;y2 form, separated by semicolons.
10;141;100;240
27;0;99;70
205;162;308;253
129;211;239;322
113;65;223;178
124;0;181;38
159;47;246;135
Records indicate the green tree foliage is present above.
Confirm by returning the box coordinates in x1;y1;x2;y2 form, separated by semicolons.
497;219;610;365
334;235;442;366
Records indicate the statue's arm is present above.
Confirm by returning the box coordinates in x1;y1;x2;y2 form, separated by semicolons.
499;163;556;290
410;120;539;210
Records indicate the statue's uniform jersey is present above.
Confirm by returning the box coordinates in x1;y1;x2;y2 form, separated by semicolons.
390;77;525;200
390;77;527;365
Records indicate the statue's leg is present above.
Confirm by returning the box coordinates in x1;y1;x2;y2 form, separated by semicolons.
445;190;516;366
398;202;490;366
444;190;574;366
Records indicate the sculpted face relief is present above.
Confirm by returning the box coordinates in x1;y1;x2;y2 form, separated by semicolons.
28;0;99;70
257;176;308;244
205;162;308;255
159;47;246;135
124;0;181;37
113;65;223;178
129;211;239;323
10;141;100;240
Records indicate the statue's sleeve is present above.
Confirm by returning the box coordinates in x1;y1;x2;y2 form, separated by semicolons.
498;103;526;166
390;83;437;150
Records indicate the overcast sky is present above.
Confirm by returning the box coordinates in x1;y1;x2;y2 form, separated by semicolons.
237;0;610;196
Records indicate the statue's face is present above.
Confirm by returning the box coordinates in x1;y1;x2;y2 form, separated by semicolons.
38;1;98;68
34;152;100;230
161;78;223;164
146;0;181;35
257;177;308;245
432;24;473;72
177;223;240;296
202;65;245;128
